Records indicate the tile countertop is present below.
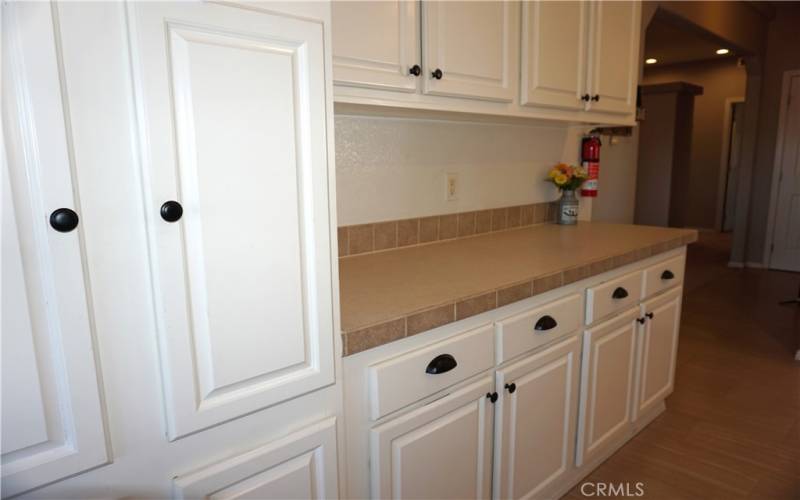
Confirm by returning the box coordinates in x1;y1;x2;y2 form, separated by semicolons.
339;222;698;356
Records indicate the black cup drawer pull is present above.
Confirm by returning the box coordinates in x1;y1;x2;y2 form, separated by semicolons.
425;354;457;375
661;270;675;280
534;315;558;331
612;287;629;299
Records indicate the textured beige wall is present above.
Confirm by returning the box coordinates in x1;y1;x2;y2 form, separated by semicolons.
746;3;800;262
334;116;587;226
642;58;746;229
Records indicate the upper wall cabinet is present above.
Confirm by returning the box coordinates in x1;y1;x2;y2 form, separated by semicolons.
520;1;588;110
331;1;420;92
586;1;641;115
332;0;641;125
422;1;515;101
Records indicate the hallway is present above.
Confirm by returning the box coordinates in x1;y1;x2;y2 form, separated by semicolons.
565;232;800;499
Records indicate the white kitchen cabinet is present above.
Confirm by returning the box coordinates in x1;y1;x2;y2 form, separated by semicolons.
128;1;335;439
576;308;639;467
173;418;339;499
370;376;494;499
586;1;641;115
633;288;682;421
1;3;109;496
331;1;420;92
493;335;581;499
520;1;588;110
422;1;516;102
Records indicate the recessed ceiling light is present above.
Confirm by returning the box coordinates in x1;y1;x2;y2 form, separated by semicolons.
645;58;657;64
716;48;729;55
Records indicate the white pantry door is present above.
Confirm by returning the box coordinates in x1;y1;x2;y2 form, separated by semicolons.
1;2;109;496
770;74;800;271
127;2;335;439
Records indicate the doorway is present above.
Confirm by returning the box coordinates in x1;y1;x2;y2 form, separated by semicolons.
720;99;745;233
767;71;800;272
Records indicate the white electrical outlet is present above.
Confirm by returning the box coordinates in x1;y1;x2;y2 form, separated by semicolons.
445;173;458;201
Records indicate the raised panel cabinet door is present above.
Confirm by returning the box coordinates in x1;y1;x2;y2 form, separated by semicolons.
520;1;588;110
370;377;494;499
1;2;109;496
634;288;682;421
586;1;641;115
173;417;338;499
127;2;335;439
493;335;581;500
575;308;638;467
332;1;420;92
422;1;516;102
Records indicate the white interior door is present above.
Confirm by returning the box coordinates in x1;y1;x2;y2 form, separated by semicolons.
370;377;494;499
586;1;640;115
331;1;420;92
1;3;109;496
493;336;581;500
576;308;638;467
422;1;515;102
520;1;588;110
173;417;338;499
634;288;682;421
770;74;800;271
127;2;335;440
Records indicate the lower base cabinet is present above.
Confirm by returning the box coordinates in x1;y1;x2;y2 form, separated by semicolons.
493;335;581;499
576;308;639;467
370;377;494;499
634;288;682;421
173;418;339;500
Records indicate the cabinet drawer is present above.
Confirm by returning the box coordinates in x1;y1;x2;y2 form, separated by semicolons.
585;270;642;325
642;255;685;299
495;294;582;364
367;325;494;420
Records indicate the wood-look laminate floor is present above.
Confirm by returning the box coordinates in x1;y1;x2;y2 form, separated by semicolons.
564;232;800;500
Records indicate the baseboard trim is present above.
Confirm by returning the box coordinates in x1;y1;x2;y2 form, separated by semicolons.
728;261;745;268
745;261;765;269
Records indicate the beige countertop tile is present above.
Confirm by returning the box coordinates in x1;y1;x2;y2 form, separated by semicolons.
339;222;697;355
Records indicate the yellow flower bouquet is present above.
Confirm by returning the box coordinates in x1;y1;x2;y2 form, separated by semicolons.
546;163;588;192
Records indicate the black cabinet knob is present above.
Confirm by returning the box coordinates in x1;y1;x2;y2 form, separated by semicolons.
49;208;79;232
486;392;498;403
160;200;183;222
409;64;421;76
637;317;646;325
504;382;516;394
612;287;629;300
581;94;591;102
425;353;457;375
591;94;600;101
534;315;558;331
661;270;675;280
645;312;654;320
431;68;443;80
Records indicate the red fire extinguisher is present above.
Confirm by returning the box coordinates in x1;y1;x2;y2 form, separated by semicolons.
581;135;601;197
